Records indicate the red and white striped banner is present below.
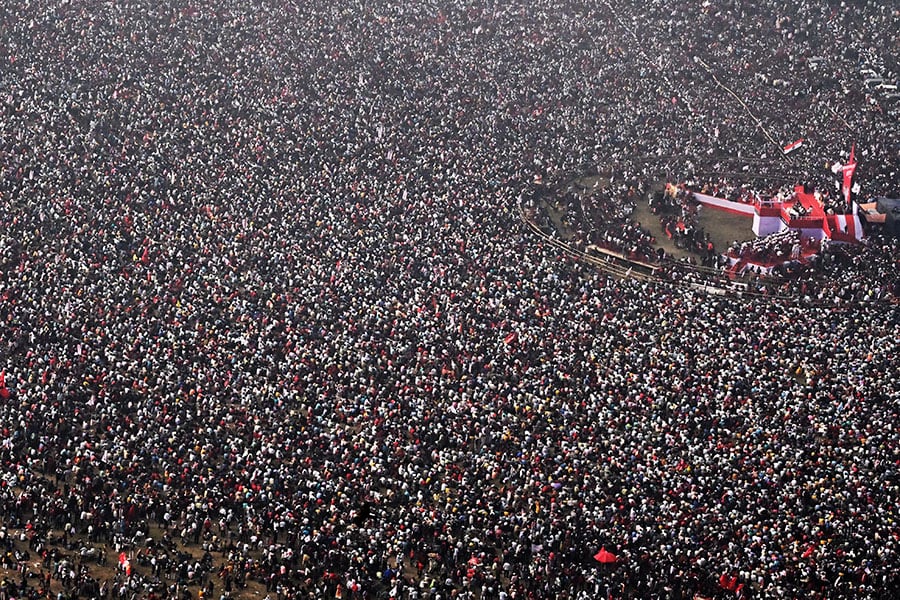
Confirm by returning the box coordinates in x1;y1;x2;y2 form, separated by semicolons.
831;213;863;241
783;138;804;154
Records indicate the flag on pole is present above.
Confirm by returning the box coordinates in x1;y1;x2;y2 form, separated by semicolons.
841;144;857;211
782;138;804;154
593;547;617;563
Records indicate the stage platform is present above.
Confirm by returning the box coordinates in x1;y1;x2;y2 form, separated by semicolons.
690;185;863;244
682;184;864;278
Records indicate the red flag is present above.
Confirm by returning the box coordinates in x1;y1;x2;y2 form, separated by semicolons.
727;575;738;591
719;574;730;589
718;574;739;591
841;144;857;210
503;331;518;345
802;544;815;558
783;138;804;154
593;547;617;563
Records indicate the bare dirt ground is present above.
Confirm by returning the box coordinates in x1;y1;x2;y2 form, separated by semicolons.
630;195;755;259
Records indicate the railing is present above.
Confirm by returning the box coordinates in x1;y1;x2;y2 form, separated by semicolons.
755;205;782;218
780;207;823;227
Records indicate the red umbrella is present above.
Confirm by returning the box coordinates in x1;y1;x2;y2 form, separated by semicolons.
593;547;617;564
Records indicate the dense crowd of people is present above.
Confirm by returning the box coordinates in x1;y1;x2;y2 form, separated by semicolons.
726;229;805;271
0;0;898;599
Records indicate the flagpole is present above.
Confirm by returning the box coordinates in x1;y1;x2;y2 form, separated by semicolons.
841;144;857;213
